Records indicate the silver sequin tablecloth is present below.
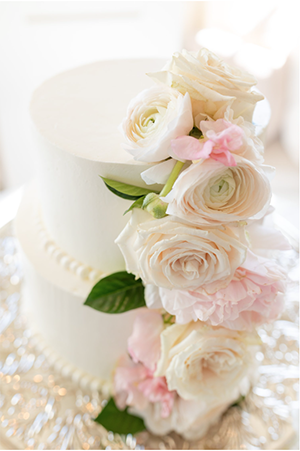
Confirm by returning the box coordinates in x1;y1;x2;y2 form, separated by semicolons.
0;221;299;450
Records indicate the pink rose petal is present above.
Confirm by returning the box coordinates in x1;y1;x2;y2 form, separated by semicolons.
138;377;175;418
114;356;150;411
114;354;175;419
128;309;164;371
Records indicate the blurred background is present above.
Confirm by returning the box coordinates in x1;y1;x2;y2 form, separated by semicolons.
0;0;298;233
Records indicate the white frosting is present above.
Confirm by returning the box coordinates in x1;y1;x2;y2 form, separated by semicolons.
16;184;141;382
31;59;162;163
35;205;103;283
17;59;165;386
30;60;164;272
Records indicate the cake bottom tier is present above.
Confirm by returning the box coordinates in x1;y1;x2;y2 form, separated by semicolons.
15;184;139;388
1;219;298;450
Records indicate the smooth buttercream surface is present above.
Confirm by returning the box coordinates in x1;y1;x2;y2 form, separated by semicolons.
16;184;140;381
30;59;164;163
30;59;166;271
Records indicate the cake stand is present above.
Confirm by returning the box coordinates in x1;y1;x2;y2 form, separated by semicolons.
0;212;298;450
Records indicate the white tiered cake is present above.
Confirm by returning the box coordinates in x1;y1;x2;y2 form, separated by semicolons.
16;52;284;441
16;57;270;384
16;59;164;387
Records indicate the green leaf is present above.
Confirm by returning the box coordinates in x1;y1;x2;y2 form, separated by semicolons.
100;176;155;201
189;127;203;139
230;395;245;408
94;398;146;435
84;271;146;314
123;196;145;215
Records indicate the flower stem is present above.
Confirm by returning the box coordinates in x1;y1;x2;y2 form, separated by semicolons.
160;160;185;197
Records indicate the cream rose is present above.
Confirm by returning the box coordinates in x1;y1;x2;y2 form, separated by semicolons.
164;155;272;226
121;86;193;162
155;322;258;402
115;209;247;295
138;396;234;441
148;48;264;121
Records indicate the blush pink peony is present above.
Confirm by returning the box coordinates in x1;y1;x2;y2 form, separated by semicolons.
128;309;164;371
114;356;175;418
114;310;175;419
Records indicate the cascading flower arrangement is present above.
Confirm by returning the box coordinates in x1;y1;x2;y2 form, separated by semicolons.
84;49;291;439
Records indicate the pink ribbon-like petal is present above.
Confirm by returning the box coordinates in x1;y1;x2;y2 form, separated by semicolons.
171;135;237;166
210;148;237;166
171;135;213;161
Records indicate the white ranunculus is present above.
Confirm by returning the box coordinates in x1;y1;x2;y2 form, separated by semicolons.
115;209;247;295
121;86;193;162
164;155;272;226
148;49;264;121
155;321;257;403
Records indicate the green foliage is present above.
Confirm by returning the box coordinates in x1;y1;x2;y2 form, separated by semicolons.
94;398;146;435
123;196;145;215
84;271;146;314
100;176;156;201
189;127;203;139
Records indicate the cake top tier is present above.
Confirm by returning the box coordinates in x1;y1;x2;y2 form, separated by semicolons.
30;59;164;164
31;57;270;166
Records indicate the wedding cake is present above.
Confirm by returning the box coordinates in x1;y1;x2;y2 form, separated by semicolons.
16;50;289;440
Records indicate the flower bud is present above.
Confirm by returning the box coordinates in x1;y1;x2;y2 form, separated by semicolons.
142;193;168;219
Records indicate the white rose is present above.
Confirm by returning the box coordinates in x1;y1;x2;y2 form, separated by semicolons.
155;321;257;403
115;209;247;295
138;396;233;441
121;86;193;162
148;48;264;121
164;155;272;226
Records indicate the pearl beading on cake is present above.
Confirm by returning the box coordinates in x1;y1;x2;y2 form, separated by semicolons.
34;207;104;283
32;327;111;395
23;303;112;395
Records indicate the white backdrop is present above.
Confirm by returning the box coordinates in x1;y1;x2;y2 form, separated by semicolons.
0;1;185;189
